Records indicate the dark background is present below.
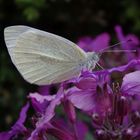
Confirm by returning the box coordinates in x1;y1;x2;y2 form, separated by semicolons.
0;0;140;131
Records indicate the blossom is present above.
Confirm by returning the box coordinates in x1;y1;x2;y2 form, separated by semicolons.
28;87;64;140
121;71;140;112
65;60;140;139
28;86;88;140
121;71;140;96
29;92;56;114
0;102;29;140
77;33;110;52
93;70;140;140
115;25;140;61
67;59;140;111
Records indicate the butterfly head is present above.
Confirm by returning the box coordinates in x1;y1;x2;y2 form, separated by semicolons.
87;52;100;62
85;52;100;70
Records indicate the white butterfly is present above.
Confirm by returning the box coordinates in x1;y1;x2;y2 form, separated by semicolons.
4;26;100;85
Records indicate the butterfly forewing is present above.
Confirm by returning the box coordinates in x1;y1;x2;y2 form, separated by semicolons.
4;26;87;85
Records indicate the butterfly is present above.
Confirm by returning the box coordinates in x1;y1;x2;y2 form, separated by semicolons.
4;25;101;85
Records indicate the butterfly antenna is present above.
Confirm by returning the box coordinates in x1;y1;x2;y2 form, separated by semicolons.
98;39;136;56
101;50;136;53
99;40;131;53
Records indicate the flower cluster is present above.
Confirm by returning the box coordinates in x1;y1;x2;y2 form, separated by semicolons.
1;25;140;140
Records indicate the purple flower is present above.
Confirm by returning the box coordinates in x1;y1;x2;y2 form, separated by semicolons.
92;70;140;140
28;85;88;140
93;59;140;77
75;70;98;90
121;71;140;112
29;92;55;114
28;87;64;140
121;71;140;96
67;59;140;113
0;102;29;140
67;75;112;121
75;121;88;140
115;25;140;61
77;33;110;52
65;60;140;139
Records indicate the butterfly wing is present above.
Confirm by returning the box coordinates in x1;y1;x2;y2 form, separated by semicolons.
4;26;87;85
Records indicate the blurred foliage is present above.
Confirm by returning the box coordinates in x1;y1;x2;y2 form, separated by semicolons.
15;0;46;21
0;0;140;131
123;0;140;32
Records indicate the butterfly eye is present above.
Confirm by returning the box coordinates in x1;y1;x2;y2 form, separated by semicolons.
92;53;99;62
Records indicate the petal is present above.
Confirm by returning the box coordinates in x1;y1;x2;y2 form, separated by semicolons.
75;77;97;90
121;71;140;96
91;33;110;52
75;71;97;90
15;102;29;125
63;100;76;123
0;103;29;140
0;132;13;140
77;33;110;52
29;93;55;103
28;87;64;139
67;87;96;113
41;87;64;123
95;59;140;75
115;25;125;42
29;93;55;113
75;121;88;140
108;59;140;73
115;25;140;61
126;35;139;48
77;37;94;52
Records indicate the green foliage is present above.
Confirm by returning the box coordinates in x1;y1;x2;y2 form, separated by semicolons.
15;0;46;21
15;0;46;8
23;7;39;21
123;0;140;32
